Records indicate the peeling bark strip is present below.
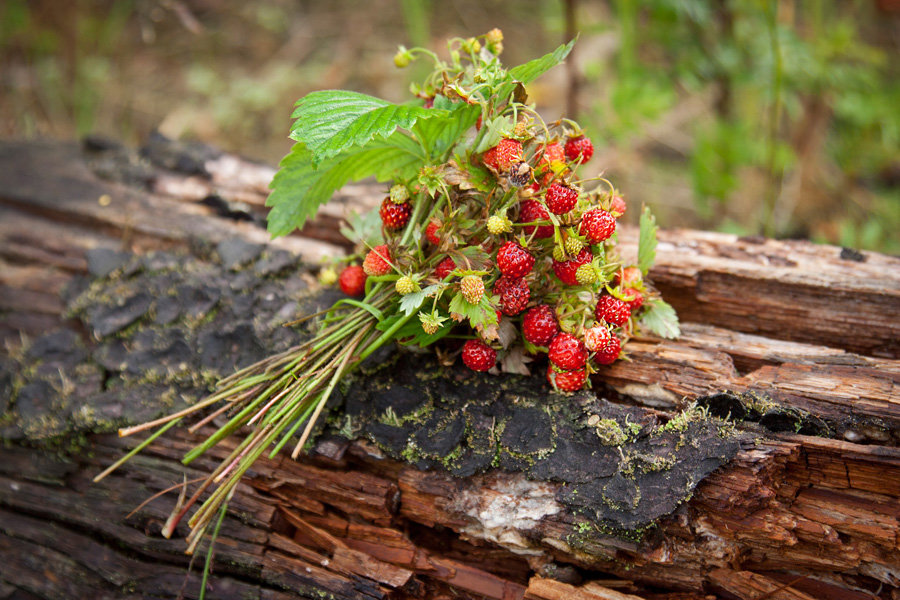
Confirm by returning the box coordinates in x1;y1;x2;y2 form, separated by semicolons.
1;137;899;599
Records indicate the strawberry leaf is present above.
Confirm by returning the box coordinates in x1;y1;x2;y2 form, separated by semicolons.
638;205;658;275
399;290;427;316
508;38;576;85
266;134;421;237
413;102;481;161
290;90;444;164
639;299;680;339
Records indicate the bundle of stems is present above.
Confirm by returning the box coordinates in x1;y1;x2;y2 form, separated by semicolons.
100;199;426;547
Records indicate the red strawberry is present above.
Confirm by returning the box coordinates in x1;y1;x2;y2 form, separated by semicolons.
579;209;616;244
362;245;392;276
338;265;366;297
545;183;578;215
552;248;592;286
537;142;565;172
462;339;496;372
583;324;611;352
623;287;644;311
595;295;631;326
548;332;588;370
522;305;558;346
434;256;457;279
379;197;411;230
425;221;441;245
547;365;587;392
615;266;642;287
564;136;594;164
518;199;554;239
482;139;523;172
494;276;530;316
594;335;621;365
609;194;626;217
496;241;534;278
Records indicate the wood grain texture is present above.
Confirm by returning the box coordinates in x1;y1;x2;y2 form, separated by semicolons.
1;137;898;600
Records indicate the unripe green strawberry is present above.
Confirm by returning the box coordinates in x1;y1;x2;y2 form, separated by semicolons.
419;311;445;335
460;275;485;304
552;244;568;263
395;275;418;295
565;236;583;256
389;184;409;204
487;214;513;235
318;267;338;286
575;263;596;285
394;47;411;68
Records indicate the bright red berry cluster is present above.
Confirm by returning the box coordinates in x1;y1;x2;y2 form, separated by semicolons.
327;33;665;391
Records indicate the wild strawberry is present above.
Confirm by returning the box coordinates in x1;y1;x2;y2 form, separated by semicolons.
583;325;612;352
462;339;496;372
522;305;558;345
564;136;594;164
380;198;411;230
537;142;565;173
579;209;616;244
552;248;592;286
609;194;626;217
434;256;457;279
623;287;644;310
552;244;567;263
548;332;588;370
564;236;583;256
595;295;631;326
425;221;441;245
494;276;530;316
545;184;578;215
338;265;366;297
363;245;392;276
460;275;485;304
482;139;523;172
496;241;534;278
487;214;513;235
518;199;553;239
389;184;409;204
615;266;642;287
395;275;418;295
419;312;445;335
547;365;587;392
594;335;621;365
318;267;338;286
575;263;597;285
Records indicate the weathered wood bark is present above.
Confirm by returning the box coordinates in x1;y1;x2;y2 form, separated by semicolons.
1;137;898;600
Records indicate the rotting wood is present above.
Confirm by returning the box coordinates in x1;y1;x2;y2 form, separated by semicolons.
1;137;899;600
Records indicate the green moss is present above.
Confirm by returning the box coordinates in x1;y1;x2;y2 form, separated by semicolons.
593;418;627;446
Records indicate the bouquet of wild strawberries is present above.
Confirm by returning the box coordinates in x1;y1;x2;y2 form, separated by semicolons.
108;30;678;551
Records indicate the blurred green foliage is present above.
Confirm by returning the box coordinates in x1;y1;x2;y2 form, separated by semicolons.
1;0;896;253
577;0;899;253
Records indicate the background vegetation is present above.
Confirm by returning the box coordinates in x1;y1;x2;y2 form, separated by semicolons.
2;0;897;253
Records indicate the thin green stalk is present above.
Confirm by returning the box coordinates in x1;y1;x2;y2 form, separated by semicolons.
95;417;182;482
198;493;230;600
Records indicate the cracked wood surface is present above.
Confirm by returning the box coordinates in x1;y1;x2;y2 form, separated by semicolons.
1;137;898;600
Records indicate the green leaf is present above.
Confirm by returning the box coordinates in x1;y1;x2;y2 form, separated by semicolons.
640;299;680;339
266;134;421;237
340;209;384;247
289;90;445;163
508;38;577;85
638;205;658;275
399;291;427;316
413;102;481;160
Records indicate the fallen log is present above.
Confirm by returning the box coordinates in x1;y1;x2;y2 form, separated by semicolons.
1;137;898;600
